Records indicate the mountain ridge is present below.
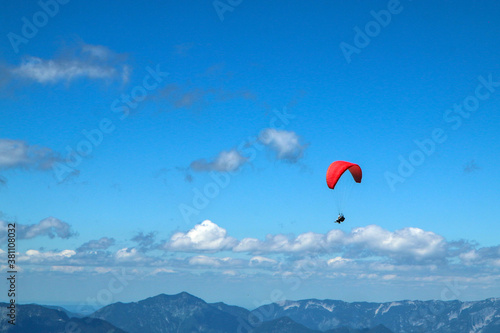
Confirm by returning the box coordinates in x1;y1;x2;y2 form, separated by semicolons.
3;293;500;332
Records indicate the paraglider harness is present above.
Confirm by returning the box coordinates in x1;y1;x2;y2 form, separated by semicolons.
335;214;345;224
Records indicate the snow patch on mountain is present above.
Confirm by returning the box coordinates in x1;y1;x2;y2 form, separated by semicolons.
374;304;384;316
303;301;336;312
382;302;402;315
461;302;473;312
283;301;300;311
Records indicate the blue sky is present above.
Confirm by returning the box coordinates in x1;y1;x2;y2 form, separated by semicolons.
1;0;500;310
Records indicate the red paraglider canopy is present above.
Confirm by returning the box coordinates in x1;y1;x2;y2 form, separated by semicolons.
326;161;362;189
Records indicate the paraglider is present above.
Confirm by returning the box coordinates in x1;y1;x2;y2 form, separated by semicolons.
326;161;362;224
334;214;345;224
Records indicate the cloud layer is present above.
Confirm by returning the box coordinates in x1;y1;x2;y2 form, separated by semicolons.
12;219;500;295
161;222;448;265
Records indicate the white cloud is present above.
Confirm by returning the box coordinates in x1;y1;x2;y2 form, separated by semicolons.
259;128;307;163
234;232;329;254
369;262;397;271
50;265;84;273
457;245;500;267
0;139;59;170
94;267;114;274
327;256;352;267
188;129;308;175
148;268;176;275
292;258;321;272
158;221;467;271
0;218;75;243
131;231;157;252
77;237;115;252
115;248;144;262
12;56;117;83
232;224;448;265
0;139;30;167
459;250;479;264
346;225;447;262
17;217;75;240
357;273;379;279
249;256;278;267
293;232;328;251
165;220;237;252
188;255;236;267
326;229;345;243
19;249;76;264
11;44;129;84
166;222;446;265
190;149;248;172
81;44;112;60
233;238;261;252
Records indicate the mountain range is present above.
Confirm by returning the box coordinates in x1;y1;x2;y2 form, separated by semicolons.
1;292;499;332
